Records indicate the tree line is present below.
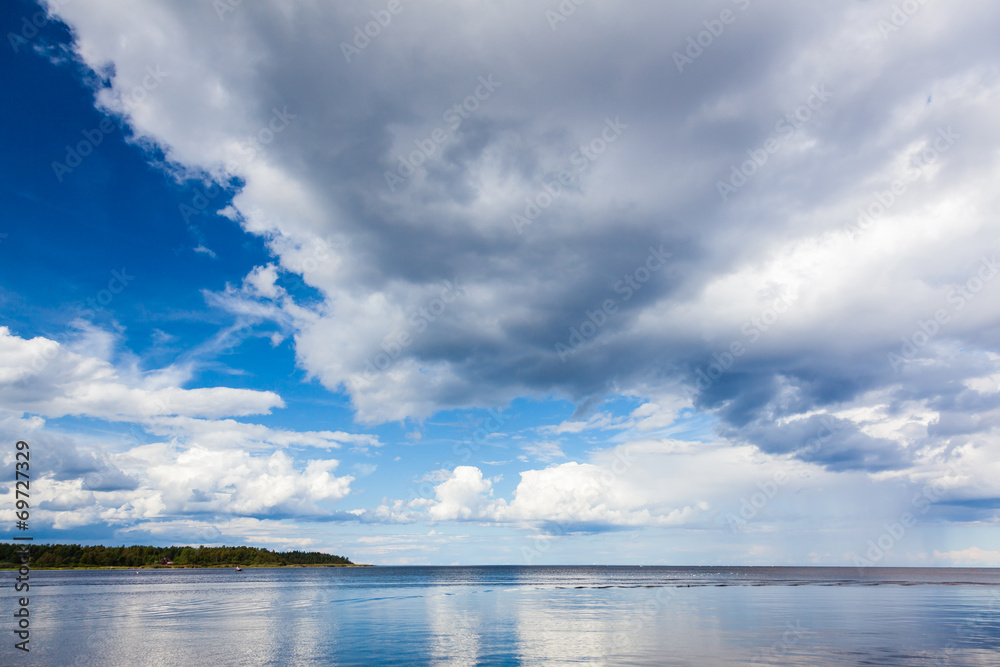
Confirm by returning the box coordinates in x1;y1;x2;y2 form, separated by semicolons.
0;543;354;568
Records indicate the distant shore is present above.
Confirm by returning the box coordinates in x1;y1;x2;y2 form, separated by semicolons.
0;563;374;571
1;543;360;569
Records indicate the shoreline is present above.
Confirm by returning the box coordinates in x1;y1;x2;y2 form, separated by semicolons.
0;563;373;571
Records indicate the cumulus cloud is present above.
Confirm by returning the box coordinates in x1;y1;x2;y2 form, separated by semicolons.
427;466;505;522
371;432;987;539
933;547;1000;566
0;416;139;497
138;445;353;517
0;325;369;534
0;326;283;420
117;517;322;551
1;442;356;533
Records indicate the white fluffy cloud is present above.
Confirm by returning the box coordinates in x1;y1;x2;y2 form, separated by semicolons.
1;442;356;531
138;445;353;516
0;325;365;535
932;547;1000;566
0;326;282;420
380;428;997;540
391;441;769;528
426;466;505;522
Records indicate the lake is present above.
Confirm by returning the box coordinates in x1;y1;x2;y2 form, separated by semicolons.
13;566;1000;665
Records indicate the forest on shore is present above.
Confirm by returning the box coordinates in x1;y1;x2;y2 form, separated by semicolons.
0;543;356;568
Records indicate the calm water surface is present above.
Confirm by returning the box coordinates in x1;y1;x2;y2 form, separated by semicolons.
13;566;1000;665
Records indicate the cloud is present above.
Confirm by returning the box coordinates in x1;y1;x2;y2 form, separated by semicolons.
142;416;382;451
30;0;1000;555
193;245;217;258
427;466;505;522
139;446;353;517
40;1;1000;467
538;412;628;435
0;418;138;492
0;326;283;421
390;439;796;531
505;461;701;530
518;440;566;463
1;442;356;533
0;324;373;534
366;430;986;540
116;517;321;551
933;547;1000;566
725;413;910;472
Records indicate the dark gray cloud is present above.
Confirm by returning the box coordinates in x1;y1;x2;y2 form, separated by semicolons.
726;414;910;472
0;429;137;490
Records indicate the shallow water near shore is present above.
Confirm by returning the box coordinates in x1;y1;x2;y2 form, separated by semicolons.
17;566;1000;665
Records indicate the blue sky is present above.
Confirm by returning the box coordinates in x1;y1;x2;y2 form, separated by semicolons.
2;0;1000;566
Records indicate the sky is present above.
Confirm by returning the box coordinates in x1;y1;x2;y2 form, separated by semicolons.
1;0;1000;566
